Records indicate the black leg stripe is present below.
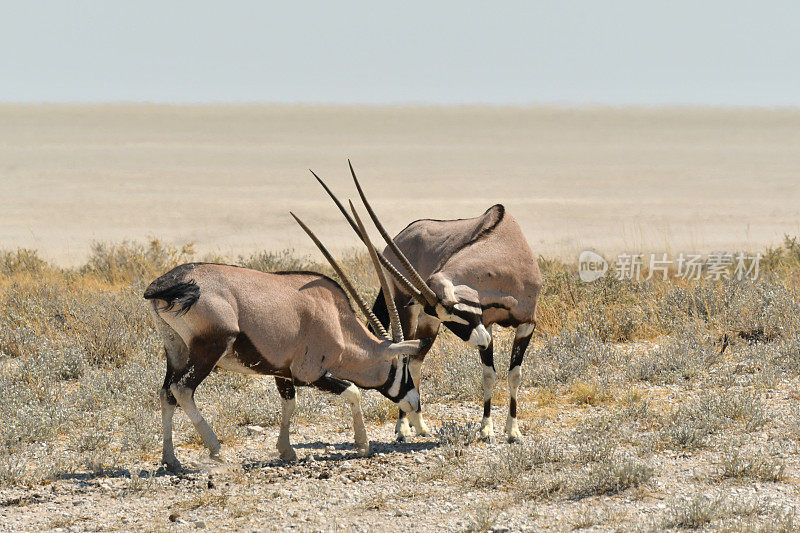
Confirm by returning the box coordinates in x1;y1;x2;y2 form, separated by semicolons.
509;397;517;419
483;399;492;418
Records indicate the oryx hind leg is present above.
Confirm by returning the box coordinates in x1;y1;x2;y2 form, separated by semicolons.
478;337;496;442
506;322;535;443
274;377;297;462
160;357;181;472
312;374;370;457
151;307;189;472
169;333;236;463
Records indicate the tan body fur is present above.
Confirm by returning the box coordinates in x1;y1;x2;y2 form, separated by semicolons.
146;263;425;471
376;205;543;442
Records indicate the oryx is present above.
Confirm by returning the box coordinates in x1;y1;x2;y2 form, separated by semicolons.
314;162;542;443
144;204;431;472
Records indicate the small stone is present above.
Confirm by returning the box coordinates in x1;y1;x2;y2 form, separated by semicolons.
195;521;206;529
246;425;265;435
169;512;180;522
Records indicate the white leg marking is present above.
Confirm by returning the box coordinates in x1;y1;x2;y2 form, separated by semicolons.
408;360;430;436
159;389;180;471
469;324;492;348
395;413;413;439
506;366;523;443
277;397;297;461
171;384;222;458
478;364;496;441
341;384;370;456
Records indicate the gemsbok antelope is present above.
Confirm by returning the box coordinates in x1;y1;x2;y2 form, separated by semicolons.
314;162;542;443
144;205;430;472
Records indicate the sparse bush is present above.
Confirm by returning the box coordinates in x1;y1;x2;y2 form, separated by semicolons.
628;330;718;384
81;239;195;283
527;327;612;387
0;248;48;276
237;249;313;273
718;449;786;482
472;437;564;489
568;453;652;499
662;493;726;529
436;420;477;448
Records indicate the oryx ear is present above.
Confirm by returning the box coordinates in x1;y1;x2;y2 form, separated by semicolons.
427;273;458;306
382;338;432;359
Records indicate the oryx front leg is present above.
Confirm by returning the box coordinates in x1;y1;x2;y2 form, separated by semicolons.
395;411;413;442
478;339;496;442
275;377;297;462
407;358;430;437
506;323;534;443
313;374;370;457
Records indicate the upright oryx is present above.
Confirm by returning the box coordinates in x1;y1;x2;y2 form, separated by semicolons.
314;162;542;443
144;204;429;472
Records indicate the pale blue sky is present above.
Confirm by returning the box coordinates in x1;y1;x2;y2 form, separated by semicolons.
1;1;798;105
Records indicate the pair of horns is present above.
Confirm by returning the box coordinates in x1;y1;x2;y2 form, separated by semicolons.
292;161;441;343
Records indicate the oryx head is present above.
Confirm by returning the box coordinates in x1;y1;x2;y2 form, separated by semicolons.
425;274;491;349
311;161;492;350
292;181;431;413
376;338;432;411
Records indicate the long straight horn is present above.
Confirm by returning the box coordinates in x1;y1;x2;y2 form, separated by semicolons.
310;168;425;304
349;200;404;343
348;160;439;307
290;212;390;340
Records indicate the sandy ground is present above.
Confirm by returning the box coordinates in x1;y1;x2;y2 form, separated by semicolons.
1;104;799;265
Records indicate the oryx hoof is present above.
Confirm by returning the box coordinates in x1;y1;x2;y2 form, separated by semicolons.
279;447;298;462
209;451;225;463
356;442;371;457
395;434;408;443
162;457;183;474
507;435;522;444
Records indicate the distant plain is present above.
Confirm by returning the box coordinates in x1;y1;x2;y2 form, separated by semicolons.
2;104;799;264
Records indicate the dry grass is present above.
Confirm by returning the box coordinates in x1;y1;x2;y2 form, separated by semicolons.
1;238;800;529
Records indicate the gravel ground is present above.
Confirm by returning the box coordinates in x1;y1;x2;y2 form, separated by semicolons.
2;376;799;533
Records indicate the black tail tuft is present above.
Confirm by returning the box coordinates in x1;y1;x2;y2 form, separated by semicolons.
369;288;391;334
143;280;200;316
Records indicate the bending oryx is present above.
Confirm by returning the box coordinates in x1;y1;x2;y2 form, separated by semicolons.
314;162;542;443
144;206;428;472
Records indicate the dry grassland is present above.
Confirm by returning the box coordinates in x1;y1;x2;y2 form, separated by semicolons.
0;240;799;531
